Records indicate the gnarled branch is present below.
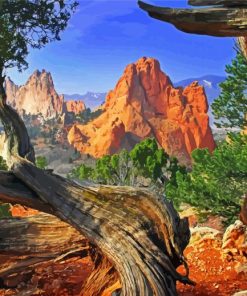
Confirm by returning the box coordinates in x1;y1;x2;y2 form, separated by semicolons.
188;0;247;7
138;1;247;37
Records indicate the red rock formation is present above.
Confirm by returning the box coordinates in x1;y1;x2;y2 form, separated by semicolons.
10;205;39;217
65;100;86;115
68;57;215;162
6;72;87;119
5;70;64;119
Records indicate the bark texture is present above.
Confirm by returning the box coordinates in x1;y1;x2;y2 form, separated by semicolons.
0;169;193;295
138;1;247;37
188;0;247;7
238;37;247;59
0;213;88;279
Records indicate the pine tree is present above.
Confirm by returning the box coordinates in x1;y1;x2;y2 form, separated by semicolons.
212;53;247;129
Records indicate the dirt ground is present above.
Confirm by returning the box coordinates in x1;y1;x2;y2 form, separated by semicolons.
177;245;247;296
0;243;246;296
0;206;246;296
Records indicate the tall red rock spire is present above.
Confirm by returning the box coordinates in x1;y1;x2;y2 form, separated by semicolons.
68;57;216;163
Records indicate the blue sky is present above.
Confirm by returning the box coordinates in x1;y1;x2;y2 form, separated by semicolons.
7;0;236;94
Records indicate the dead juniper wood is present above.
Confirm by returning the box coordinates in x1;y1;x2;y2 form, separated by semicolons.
138;1;247;37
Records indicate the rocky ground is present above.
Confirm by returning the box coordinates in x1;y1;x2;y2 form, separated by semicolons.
0;206;246;296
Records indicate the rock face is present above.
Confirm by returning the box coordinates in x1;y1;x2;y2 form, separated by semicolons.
68;57;215;162
5;70;86;119
6;70;64;119
64;100;86;115
222;220;247;258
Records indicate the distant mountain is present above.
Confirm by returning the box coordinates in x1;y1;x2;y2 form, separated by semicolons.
64;92;106;110
175;75;225;104
5;70;90;119
5;70;64;119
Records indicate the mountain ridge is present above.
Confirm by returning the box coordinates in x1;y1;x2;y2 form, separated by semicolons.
175;74;225;104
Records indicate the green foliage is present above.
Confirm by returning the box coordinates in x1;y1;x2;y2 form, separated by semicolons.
93;149;132;185
75;108;103;124
212;53;247;129
165;134;247;224
0;203;11;218
69;138;185;187
69;149;132;185
0;0;78;72
70;164;94;180
36;156;48;169
0;156;7;170
130;138;168;180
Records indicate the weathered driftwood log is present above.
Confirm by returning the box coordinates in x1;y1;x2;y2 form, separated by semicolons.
0;213;86;256
138;1;247;37
188;0;247;7
0;213;88;279
0;169;193;296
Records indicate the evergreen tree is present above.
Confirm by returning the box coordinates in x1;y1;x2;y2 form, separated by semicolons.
165;134;247;225
212;53;247;129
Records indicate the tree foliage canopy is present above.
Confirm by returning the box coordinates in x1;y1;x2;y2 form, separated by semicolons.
0;0;78;72
212;53;247;129
69;138;186;188
165;133;247;224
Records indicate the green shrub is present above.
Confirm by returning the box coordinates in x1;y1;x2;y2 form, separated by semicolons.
69;138;185;187
0;156;7;170
165;133;247;225
0;203;11;218
36;156;48;169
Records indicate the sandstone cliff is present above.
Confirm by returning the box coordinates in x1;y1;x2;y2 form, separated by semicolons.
65;100;86;115
68;57;216;163
6;70;64;119
5;71;86;119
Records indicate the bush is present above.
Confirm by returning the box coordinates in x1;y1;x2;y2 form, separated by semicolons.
0;156;7;170
69;138;185;187
165;133;247;225
36;156;48;169
0;203;11;218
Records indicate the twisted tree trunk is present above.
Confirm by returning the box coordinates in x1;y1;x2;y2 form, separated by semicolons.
0;169;193;295
0;72;193;295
